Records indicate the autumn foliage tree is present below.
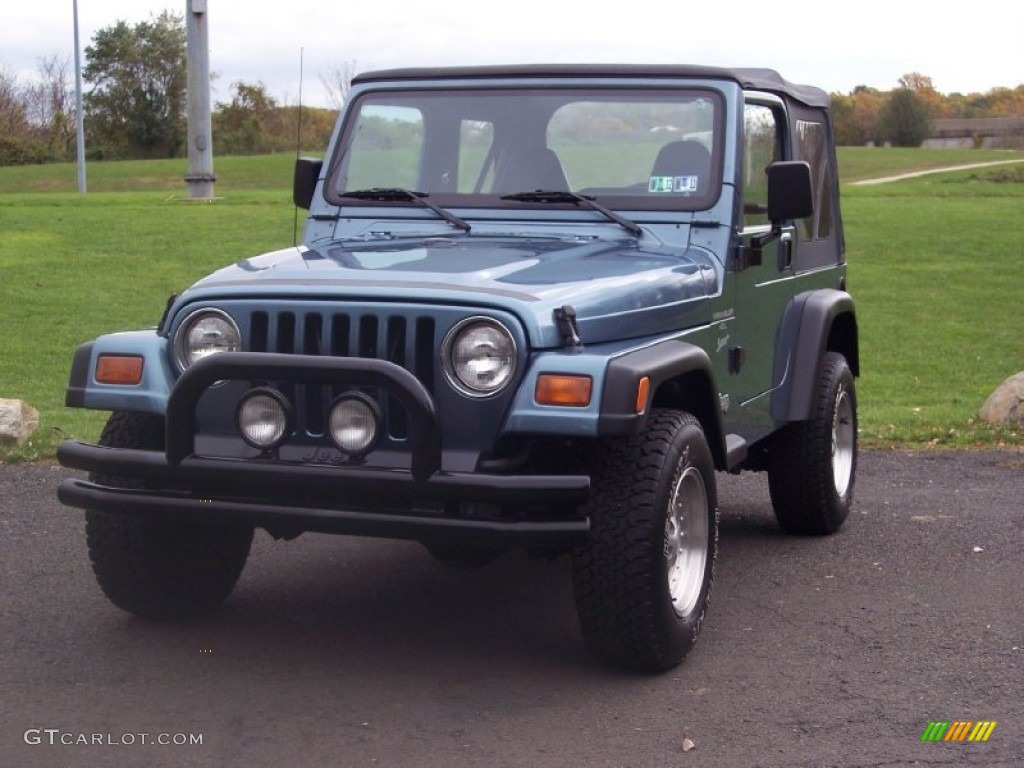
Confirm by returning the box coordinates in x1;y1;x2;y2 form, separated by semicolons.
213;80;336;156
897;73;946;117
8;43;1024;162
213;81;281;155
830;73;1024;146
831;86;885;145
0;58;75;165
0;68;32;164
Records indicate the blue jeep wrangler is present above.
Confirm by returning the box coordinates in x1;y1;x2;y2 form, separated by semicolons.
57;65;858;672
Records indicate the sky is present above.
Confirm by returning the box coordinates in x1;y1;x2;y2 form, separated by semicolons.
3;0;1022;109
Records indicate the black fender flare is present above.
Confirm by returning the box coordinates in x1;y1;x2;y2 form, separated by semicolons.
65;341;95;408
598;340;727;468
771;289;858;423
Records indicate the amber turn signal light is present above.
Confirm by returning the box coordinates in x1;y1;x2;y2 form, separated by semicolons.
535;374;592;407
635;375;650;415
95;355;144;385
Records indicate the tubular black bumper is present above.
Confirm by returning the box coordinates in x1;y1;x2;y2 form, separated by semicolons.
56;352;591;543
165;352;443;480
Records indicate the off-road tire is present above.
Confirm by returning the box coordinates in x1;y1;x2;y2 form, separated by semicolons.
768;352;857;535
572;410;718;672
86;411;253;620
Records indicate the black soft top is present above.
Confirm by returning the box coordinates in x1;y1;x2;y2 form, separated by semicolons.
352;64;830;109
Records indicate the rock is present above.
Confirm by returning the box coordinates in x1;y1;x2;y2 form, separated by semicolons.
979;372;1024;427
0;399;40;445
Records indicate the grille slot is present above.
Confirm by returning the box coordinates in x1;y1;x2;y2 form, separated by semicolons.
247;310;435;440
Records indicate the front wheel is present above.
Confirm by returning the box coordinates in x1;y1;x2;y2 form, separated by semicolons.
768;352;857;535
86;411;254;619
571;410;718;672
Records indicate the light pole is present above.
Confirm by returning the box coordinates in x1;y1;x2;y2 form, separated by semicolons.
184;0;215;199
72;0;86;193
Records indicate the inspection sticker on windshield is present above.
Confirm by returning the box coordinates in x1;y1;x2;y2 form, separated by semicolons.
649;176;698;193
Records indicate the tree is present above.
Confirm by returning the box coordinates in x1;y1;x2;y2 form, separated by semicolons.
0;67;28;139
830;86;884;146
878;87;933;147
211;81;336;156
849;87;884;145
897;72;947;118
0;67;47;165
321;60;361;110
213;81;279;155
83;11;186;159
23;55;75;161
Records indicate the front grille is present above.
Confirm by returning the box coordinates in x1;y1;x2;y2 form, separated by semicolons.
246;309;437;440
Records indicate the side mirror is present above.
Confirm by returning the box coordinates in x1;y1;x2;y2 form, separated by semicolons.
767;161;814;223
293;157;323;210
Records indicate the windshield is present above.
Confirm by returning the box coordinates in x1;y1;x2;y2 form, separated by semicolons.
326;87;724;212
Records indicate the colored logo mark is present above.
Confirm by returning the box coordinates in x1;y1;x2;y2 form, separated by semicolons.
921;721;997;742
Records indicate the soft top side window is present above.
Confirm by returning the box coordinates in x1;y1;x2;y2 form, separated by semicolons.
787;103;844;269
742;103;782;228
794;119;833;241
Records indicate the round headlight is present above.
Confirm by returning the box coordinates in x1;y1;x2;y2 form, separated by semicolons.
237;389;291;449
173;309;241;370
442;318;517;397
328;394;381;456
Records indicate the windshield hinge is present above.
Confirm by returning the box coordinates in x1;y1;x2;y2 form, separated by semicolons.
733;243;762;271
554;305;583;349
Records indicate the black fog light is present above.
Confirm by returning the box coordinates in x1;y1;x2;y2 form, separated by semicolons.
237;388;292;449
328;393;382;456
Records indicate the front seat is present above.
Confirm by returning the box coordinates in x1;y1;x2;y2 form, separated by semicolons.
492;148;570;194
650;140;711;194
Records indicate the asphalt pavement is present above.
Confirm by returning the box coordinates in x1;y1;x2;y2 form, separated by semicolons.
1;449;1021;767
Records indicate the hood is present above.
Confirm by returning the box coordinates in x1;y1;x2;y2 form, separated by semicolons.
182;234;721;347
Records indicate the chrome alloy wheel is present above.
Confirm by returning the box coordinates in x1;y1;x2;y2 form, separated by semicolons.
664;464;710;618
832;387;855;498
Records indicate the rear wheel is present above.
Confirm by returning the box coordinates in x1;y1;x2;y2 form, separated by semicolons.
768;352;857;535
86;411;253;619
572;410;718;672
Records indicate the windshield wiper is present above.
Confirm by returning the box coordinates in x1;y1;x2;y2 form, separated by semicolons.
338;188;471;233
500;190;643;238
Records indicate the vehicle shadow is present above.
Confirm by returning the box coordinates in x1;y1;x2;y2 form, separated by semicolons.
89;490;801;682
92;536;598;681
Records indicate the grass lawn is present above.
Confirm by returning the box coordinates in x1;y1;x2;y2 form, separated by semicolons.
0;189;297;460
1;148;1022;460
844;164;1024;447
836;146;1024;183
0;153;312;195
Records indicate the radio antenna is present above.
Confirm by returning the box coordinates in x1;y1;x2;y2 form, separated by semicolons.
293;46;305;246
